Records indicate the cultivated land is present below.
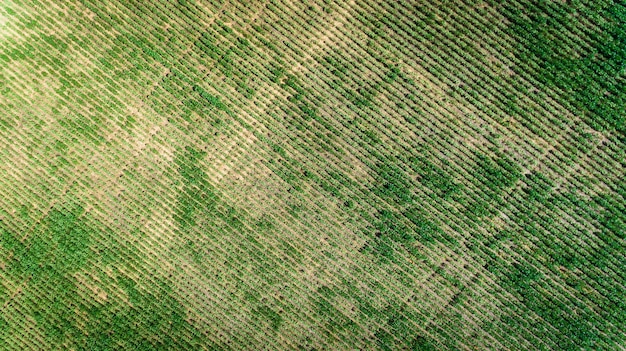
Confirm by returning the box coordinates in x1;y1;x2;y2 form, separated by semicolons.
0;0;624;350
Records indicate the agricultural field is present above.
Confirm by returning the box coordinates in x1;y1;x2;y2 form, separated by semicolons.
0;0;624;349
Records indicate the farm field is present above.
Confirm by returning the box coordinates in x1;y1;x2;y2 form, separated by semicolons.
0;0;624;350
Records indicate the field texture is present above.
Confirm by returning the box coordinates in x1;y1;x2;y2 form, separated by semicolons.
0;0;624;350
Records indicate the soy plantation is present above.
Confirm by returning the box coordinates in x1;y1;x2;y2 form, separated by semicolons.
0;0;624;350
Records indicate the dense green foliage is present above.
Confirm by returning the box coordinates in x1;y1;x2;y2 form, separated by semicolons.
500;0;626;133
483;178;626;349
0;204;202;350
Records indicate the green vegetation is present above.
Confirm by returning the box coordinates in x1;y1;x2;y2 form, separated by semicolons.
500;0;626;132
0;0;624;350
0;203;202;350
